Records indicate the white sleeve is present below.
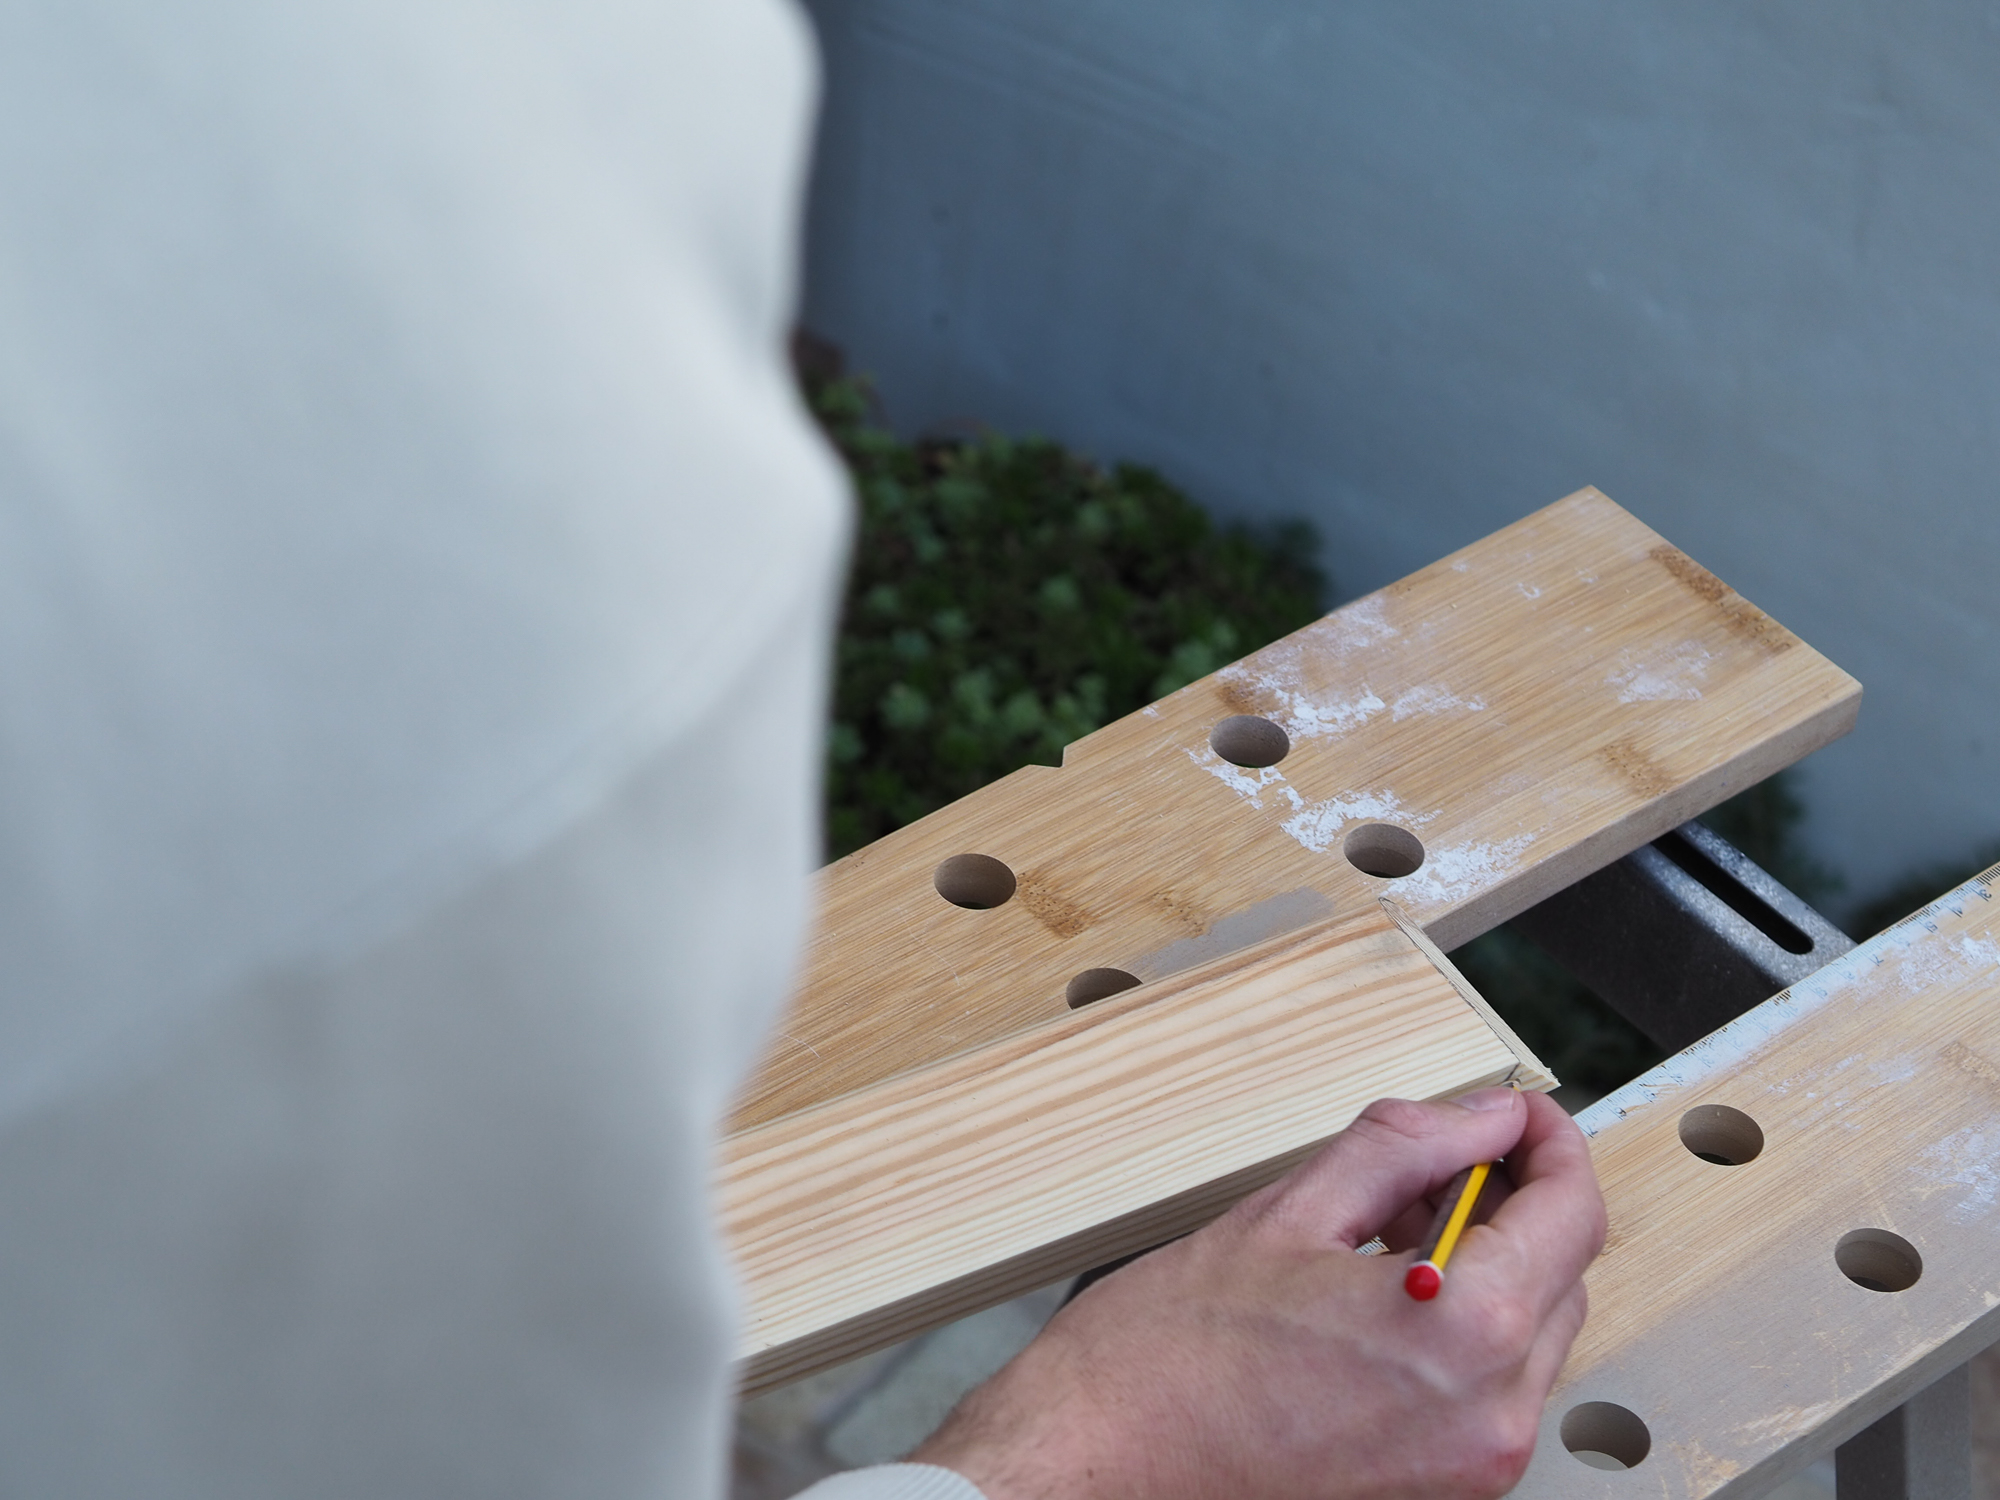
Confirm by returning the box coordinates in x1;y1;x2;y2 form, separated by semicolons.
0;2;847;1497
796;1465;990;1500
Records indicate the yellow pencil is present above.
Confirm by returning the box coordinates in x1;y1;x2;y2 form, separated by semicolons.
1403;1161;1492;1301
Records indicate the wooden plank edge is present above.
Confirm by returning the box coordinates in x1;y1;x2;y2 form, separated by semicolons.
726;911;1549;1392
1707;1309;2000;1500
1382;896;1556;1091
729;910;1399;1149
734;1055;1530;1397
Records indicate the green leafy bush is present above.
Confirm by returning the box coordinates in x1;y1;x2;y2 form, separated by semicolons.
809;374;1324;857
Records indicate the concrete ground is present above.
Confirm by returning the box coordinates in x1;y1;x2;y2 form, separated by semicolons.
733;1287;2000;1499
732;1284;1069;1499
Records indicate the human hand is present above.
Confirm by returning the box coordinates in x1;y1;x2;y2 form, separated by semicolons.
910;1087;1606;1500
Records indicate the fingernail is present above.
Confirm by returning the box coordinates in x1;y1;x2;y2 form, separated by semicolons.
1457;1086;1518;1112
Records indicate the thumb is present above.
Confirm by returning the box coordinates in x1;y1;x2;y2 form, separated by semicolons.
1237;1089;1531;1249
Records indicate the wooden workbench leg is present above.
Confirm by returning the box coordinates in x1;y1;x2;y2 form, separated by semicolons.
1834;1363;1970;1500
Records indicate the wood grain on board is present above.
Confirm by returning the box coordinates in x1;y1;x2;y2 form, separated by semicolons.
723;900;1548;1394
734;488;1861;1131
1514;865;2000;1496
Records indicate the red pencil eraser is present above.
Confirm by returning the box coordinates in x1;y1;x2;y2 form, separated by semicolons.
1404;1262;1443;1301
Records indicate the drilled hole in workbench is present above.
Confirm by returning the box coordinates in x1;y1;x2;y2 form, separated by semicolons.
1066;968;1142;1008
1560;1402;1651;1470
934;854;1017;910
1210;715;1291;768
1678;1104;1764;1166
1343;823;1425;879
1836;1228;1922;1293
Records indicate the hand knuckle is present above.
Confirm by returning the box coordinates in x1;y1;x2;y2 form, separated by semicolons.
1434;1421;1538;1500
1486;1416;1540;1490
1476;1299;1538;1358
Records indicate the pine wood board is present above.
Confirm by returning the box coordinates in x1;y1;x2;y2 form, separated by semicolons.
733;488;1860;1133
723;901;1548;1394
1514;865;2000;1495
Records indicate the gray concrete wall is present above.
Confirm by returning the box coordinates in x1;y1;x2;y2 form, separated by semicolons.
798;0;2000;913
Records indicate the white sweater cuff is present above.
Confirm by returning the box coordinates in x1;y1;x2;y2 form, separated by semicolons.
792;1462;988;1500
